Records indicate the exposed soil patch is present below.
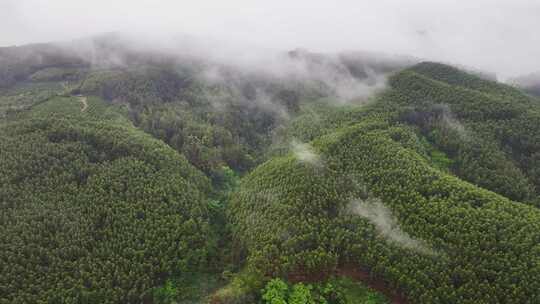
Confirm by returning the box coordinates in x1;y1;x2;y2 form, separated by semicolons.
287;264;408;304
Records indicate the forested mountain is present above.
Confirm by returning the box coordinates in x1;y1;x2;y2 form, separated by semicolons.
230;64;540;303
0;95;217;303
1;35;539;304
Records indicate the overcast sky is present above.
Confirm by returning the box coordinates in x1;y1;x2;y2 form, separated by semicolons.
1;0;539;78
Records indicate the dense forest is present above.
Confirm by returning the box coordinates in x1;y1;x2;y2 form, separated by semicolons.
1;35;539;303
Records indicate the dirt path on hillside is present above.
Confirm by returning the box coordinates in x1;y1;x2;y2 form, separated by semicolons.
337;266;408;304
288;264;408;304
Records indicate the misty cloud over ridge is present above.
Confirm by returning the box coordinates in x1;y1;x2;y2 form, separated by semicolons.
0;31;413;104
2;0;540;78
348;198;436;255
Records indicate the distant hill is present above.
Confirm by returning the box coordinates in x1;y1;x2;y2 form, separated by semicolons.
510;72;540;96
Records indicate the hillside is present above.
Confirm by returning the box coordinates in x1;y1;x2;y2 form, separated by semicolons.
228;63;540;303
0;95;216;303
1;36;540;303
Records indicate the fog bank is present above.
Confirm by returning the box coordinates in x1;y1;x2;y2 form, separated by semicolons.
2;0;539;78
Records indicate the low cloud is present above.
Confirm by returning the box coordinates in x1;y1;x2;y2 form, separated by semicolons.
3;0;540;78
436;104;470;141
291;139;323;167
348;198;435;255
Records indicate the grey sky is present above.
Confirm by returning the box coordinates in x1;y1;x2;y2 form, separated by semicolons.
2;0;539;78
